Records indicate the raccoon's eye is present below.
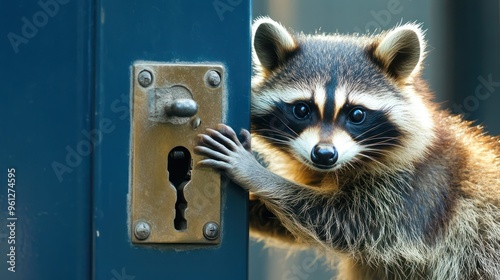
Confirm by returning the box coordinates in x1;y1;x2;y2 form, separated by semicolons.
293;102;311;119
348;107;366;124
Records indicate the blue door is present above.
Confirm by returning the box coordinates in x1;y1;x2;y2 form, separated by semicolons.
1;1;251;279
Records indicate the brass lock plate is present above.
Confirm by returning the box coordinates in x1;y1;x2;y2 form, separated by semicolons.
130;62;223;244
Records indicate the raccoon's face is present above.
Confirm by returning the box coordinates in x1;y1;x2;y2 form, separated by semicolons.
251;18;434;173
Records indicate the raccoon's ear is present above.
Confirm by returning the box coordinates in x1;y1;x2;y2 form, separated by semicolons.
252;17;297;74
373;24;425;80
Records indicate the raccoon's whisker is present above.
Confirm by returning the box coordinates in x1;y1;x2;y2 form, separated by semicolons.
254;128;293;139
361;149;391;159
361;141;405;150
347;156;373;172
351;122;392;141
270;112;300;137
255;113;297;137
357;136;404;148
357;153;391;170
259;127;295;138
343;160;360;173
256;135;291;145
253;125;295;137
254;114;300;138
352;121;403;147
361;148;389;156
253;130;295;145
354;130;400;145
297;161;309;173
361;140;402;149
361;147;407;162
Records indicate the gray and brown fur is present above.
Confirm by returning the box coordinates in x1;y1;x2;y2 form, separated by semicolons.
195;17;500;279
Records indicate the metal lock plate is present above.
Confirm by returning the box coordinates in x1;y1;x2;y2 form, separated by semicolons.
131;62;223;244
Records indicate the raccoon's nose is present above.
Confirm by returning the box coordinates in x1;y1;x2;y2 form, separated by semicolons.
311;144;338;166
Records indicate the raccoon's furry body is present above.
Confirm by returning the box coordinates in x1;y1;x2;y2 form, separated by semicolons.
195;18;500;279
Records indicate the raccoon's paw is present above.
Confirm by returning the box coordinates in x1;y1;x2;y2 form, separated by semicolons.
194;124;258;187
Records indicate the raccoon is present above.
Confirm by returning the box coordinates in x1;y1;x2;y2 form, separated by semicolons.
194;17;500;279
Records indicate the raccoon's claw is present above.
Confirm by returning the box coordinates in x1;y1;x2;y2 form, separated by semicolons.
194;124;258;186
239;128;252;152
212;124;251;151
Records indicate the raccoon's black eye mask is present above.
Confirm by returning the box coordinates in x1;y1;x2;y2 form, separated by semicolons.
340;106;402;149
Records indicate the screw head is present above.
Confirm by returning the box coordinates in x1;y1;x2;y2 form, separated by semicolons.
134;222;151;240
191;117;201;129
203;222;220;240
205;70;221;87
138;70;153;87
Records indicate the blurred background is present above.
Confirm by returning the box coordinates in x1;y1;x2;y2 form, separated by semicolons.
250;0;500;279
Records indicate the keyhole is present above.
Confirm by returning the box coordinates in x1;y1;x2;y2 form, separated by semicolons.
168;146;191;231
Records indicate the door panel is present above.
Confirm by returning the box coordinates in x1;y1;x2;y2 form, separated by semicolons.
0;1;94;279
92;1;251;279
